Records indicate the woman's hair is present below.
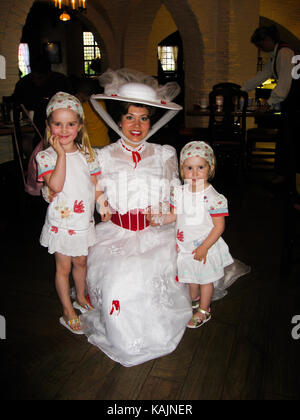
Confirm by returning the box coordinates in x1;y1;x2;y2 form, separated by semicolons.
251;25;280;44
179;155;216;182
46;112;96;162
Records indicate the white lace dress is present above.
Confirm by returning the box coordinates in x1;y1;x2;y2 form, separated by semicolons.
80;140;192;367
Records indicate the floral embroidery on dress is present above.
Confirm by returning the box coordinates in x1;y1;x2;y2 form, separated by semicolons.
151;267;174;308
108;245;124;255
68;230;76;236
51;226;58;233
193;239;204;248
177;229;184;242
110;300;120;316
128;338;143;354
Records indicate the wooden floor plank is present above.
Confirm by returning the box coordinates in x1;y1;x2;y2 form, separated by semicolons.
1;167;300;400
179;321;236;400
137;376;182;400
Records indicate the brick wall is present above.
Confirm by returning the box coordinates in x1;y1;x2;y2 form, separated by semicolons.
0;0;33;97
1;0;300;118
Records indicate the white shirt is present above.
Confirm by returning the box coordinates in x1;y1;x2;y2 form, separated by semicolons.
241;44;294;107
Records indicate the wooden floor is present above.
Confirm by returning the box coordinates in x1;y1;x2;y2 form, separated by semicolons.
1;161;299;401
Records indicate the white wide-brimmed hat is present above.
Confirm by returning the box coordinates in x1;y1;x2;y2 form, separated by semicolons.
93;81;182;111
89;68;182;145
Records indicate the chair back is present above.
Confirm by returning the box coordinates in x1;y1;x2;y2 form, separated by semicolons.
1;96;14;124
209;84;248;142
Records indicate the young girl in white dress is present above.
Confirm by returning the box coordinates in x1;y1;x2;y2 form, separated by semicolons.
36;92;104;335
151;141;236;328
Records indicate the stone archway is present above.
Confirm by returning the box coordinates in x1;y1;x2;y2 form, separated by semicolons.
124;0;203;114
0;0;115;97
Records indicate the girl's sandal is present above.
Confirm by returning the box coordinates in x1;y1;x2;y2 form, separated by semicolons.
187;308;211;329
191;295;200;309
73;301;94;314
59;317;84;335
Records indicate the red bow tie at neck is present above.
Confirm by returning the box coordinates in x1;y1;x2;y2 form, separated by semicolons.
132;151;141;169
120;140;144;169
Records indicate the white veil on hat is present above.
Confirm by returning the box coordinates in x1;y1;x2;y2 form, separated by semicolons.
89;68;182;145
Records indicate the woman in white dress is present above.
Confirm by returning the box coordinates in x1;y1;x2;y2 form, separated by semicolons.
79;69;249;366
80;70;192;366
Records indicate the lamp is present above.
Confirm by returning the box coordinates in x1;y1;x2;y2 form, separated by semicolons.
59;12;71;21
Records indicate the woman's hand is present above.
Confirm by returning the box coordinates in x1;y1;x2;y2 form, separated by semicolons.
192;244;208;264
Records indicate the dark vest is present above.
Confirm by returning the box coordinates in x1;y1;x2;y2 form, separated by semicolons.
274;42;300;112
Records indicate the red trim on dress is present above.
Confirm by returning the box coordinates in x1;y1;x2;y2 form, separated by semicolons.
210;212;229;217
111;209;149;231
38;169;53;181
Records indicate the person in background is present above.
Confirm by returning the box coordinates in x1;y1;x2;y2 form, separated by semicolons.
13;56;72;148
241;25;300;190
73;78;110;148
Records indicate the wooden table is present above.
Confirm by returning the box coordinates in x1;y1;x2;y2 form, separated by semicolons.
187;108;282;119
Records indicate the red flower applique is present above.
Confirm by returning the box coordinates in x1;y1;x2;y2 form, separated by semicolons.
68;230;76;236
110;300;120;316
73;200;85;213
177;229;184;242
51;226;58;233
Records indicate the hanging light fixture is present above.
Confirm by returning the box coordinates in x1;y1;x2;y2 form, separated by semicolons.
59;11;71;21
53;0;87;22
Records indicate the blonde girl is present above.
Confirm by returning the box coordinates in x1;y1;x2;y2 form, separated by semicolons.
150;141;234;328
36;92;106;335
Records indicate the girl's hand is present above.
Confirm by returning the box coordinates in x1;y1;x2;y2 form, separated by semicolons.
98;198;111;222
48;188;57;203
146;208;164;226
49;135;65;156
192;245;208;264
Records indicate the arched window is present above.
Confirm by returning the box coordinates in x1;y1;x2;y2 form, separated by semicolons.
18;43;31;77
83;32;101;76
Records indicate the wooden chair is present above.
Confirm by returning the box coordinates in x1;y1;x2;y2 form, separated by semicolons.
208;83;248;178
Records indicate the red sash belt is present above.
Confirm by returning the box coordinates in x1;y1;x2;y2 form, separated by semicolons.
111;209;150;231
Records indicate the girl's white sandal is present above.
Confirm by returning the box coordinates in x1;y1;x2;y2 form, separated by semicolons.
73;301;94;314
187;308;211;329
